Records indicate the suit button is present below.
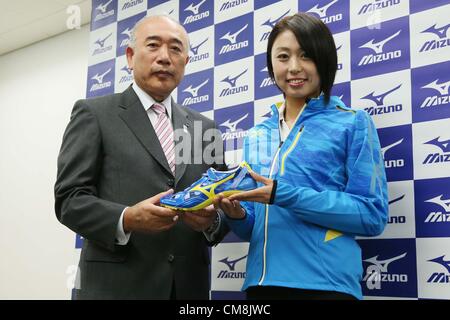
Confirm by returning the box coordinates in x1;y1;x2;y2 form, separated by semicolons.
168;254;175;263
167;179;175;187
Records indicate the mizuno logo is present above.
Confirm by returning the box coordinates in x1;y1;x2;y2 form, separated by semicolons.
421;23;450;40
95;33;112;48
361;84;402;106
428;255;450;273
184;0;206;15
122;0;143;10
190;38;208;55
420;79;450;108
419;23;450;53
359;30;401;54
364;252;407;272
422;137;450;164
91;68;111;84
425;195;450;213
182;79;209;97
220;24;248;44
121;65;132;75
261;10;291;29
220;113;249;132
306;0;338;18
96;0;113;13
422;79;450;96
381;139;403;158
220;70;248;97
424;137;450;153
363;252;409;289
221;69;247;88
218;255;247;271
389;194;405;205
358;0;400;15
121;28;132;39
259;66;275;87
220;0;248;11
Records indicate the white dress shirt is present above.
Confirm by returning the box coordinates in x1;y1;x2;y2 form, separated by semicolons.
277;101;306;142
115;82;174;245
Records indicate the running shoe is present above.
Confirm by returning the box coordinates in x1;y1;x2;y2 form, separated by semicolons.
160;161;257;211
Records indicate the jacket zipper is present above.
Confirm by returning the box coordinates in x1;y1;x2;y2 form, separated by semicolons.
280;125;304;176
258;101;307;285
258;118;305;284
258;141;282;285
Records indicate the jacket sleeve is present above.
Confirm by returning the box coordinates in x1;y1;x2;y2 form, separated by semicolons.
274;111;388;236
224;134;256;241
54;100;126;251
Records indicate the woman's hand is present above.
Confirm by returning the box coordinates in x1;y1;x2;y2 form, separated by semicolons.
228;170;274;204
213;194;246;219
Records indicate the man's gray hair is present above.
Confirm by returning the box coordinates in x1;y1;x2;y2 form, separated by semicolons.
128;14;190;54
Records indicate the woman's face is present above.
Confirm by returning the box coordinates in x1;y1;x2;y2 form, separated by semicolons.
271;30;321;107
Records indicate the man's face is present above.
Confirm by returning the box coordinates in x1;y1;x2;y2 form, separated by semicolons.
126;17;189;101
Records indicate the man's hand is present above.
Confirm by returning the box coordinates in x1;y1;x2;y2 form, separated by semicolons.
228;170;274;204
181;205;217;232
123;189;180;233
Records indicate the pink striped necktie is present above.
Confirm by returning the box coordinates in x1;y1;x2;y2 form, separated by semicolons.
152;103;175;175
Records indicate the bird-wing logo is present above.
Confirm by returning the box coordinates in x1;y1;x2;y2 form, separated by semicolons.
96;0;113;13
359;30;401;54
361;84;402;106
182;79;209;98
91;68;112;84
261;10;291;29
221;69;247;88
424;137;450;153
421;23;450;39
220;113;249;132
220;24;248;45
421;79;450;96
306;0;339;18
184;0;207;15
425;195;450;213
381;139;403;158
364;252;407;273
190;38;208;55
95;33;112;47
428;255;450;273
218;255;248;271
389;195;405;205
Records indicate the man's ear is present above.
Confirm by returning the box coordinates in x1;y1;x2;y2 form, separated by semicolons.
126;46;134;70
185;55;189;66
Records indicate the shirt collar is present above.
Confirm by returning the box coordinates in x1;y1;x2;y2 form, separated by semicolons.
278;102;286;123
277;101;306;124
132;81;172;119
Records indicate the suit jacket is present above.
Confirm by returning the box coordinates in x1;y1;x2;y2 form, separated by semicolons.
55;86;228;299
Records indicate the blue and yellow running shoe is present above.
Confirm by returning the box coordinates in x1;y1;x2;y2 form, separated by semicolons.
160;161;257;211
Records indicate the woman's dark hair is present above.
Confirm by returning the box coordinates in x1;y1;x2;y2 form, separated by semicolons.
266;12;337;103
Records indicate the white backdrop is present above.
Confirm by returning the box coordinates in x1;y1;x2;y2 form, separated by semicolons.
0;25;89;299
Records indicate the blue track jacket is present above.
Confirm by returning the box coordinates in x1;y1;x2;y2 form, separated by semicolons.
226;95;388;299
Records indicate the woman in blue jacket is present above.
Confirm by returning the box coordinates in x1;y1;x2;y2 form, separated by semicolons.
214;12;389;300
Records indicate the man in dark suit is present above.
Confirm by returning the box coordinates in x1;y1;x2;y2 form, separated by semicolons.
55;15;227;299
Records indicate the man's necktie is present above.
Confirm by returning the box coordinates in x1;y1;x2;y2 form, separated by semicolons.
152;103;175;175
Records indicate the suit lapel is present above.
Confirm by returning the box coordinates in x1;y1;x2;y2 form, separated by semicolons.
171;100;193;185
118;86;173;177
